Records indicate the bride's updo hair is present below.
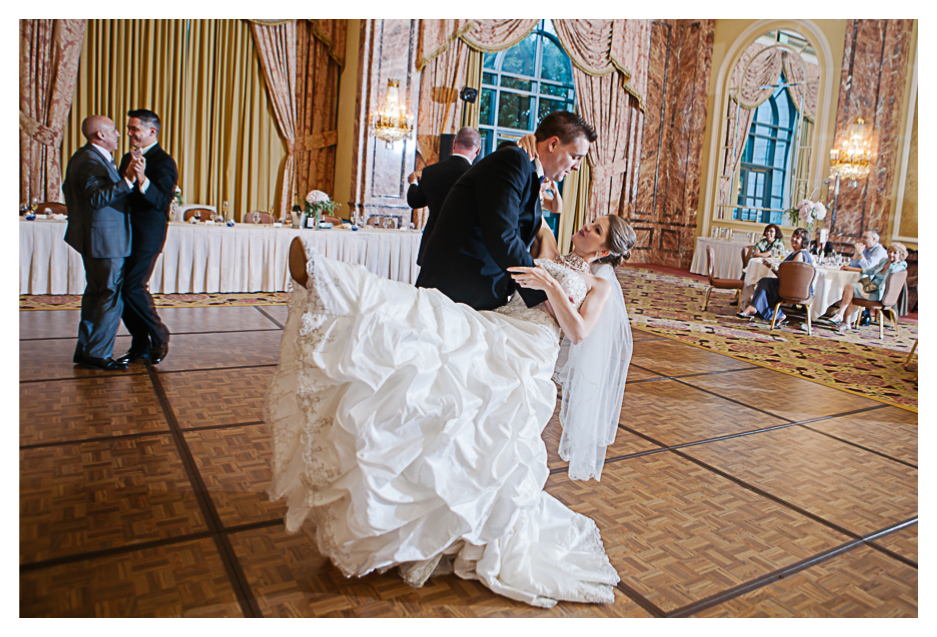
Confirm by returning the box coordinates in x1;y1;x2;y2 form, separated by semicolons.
595;215;637;268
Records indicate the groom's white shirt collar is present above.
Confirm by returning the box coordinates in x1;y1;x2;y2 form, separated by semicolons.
534;157;544;180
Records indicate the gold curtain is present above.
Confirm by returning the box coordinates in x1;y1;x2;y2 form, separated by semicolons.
63;19;285;221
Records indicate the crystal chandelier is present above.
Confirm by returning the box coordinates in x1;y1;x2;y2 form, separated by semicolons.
370;79;414;149
830;116;872;184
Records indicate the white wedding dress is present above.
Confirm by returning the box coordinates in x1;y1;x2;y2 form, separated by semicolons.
265;241;620;608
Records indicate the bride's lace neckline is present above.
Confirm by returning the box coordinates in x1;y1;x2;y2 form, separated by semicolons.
553;253;589;274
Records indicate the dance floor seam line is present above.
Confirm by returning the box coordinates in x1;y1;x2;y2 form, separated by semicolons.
666;516;919;617
145;363;261;618
254;305;285;329
669;377;796;423
614;580;666;617
798;423;918;469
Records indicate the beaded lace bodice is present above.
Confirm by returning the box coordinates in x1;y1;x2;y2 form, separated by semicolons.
493;258;588;336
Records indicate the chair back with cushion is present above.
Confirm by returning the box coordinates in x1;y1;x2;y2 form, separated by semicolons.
879;269;907;308
183;207;213;222
245;211;276;224
741;246;753;269
321;215;343;225
37;202;67;216
776;261;816;303
706;246;716;283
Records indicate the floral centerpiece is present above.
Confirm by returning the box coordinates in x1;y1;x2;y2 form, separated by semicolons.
303;190;338;228
787;199;827;231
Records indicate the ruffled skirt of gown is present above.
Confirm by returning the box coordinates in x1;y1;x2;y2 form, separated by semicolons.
265;246;619;608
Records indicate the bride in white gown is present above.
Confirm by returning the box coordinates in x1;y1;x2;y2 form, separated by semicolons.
265;214;636;608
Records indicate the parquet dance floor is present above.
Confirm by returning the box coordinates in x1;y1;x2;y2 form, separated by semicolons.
19;299;918;617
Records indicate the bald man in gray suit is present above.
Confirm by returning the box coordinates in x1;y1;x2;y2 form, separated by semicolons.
64;115;138;370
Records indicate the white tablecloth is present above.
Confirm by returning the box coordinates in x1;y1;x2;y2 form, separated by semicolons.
20;219;423;295
690;237;747;279
741;259;861;320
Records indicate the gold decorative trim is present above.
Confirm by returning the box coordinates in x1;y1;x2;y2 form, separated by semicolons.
416;21;474;71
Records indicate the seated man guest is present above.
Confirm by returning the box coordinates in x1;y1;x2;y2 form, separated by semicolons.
827;242;908;331
737;227;813;326
847;228;887;269
752;223;784;257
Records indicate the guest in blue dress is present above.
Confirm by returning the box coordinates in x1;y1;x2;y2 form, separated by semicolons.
738;227;813;325
828;242;908;331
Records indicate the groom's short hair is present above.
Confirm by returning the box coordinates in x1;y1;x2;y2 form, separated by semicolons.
534;111;597;145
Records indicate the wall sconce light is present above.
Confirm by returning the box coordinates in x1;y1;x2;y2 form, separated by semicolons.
369;79;414;149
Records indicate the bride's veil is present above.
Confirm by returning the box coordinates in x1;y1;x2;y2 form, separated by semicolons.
553;262;632;481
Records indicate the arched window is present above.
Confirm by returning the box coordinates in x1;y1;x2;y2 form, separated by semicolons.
477;20;575;155
735;74;798;224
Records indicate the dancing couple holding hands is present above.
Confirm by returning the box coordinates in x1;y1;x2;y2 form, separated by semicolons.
265;111;636;608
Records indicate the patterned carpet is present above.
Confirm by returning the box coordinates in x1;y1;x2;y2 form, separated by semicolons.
617;265;918;412
19;266;918;411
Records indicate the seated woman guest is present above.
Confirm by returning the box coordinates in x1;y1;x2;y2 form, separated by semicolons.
752;224;784;257
737;227;813;325
827;242;908;331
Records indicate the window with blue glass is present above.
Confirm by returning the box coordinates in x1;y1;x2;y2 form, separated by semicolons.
478;20;576;156
734;74;798;224
478;20;575;236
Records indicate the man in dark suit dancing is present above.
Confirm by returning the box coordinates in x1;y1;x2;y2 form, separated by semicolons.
64;115;137;370
408;127;481;265
415;111;596;311
115;109;177;365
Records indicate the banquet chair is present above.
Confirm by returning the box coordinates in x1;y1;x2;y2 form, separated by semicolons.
367;215;397;229
245;211;276;224
770;261;818;334
321;215;343;225
849;269;907;340
289;236;308;288
741;246;753;270
35;202;67;216
183;207;214;222
701;246;744;312
905;339;918;381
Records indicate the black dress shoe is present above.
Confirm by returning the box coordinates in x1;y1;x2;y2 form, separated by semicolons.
151;342;169;364
79;356;129;371
115;345;150;365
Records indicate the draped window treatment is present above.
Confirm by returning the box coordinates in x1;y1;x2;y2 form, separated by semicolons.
250;20;297;221
717;40;820;219
62;19;286;221
19;19;85;204
414;19;651;233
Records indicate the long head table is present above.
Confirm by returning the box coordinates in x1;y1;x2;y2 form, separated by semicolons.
741;259;861;321
20;219;423;295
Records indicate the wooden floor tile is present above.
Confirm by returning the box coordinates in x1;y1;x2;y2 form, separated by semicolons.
617;379;787;446
20;309;131;340
694;545;917;617
544;453;851;613
158;305;281;335
159;367;276;429
681;427;917;535
625;365;664;381
20;434;207;564
184;424;286;527
20;538;243;617
228;524;651;617
806;407;917;466
20;336;137;381
150;331;283;372
20;375;168;446
543;399;660;473
680;367;882;422
257;304;288;326
869;524;917;564
630;338;755;377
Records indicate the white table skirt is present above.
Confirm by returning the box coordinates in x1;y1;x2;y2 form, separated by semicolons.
690;237;747;279
741;260;861;320
20;219;423;295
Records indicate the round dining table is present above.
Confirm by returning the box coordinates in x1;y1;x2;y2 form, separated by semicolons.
740;258;861;321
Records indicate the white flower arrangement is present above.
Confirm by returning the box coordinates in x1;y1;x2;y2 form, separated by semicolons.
788;199;827;228
304;190;338;220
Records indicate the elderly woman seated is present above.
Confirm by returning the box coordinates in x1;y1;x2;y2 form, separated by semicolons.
752;223;784;257
737;227;813;326
826;242;908;331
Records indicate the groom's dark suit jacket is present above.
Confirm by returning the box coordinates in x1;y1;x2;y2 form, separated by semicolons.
415;145;547;311
118;143;177;253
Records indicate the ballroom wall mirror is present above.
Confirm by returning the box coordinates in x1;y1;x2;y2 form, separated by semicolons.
713;28;822;227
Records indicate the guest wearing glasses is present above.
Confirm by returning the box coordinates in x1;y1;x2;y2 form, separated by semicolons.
827;242;908;331
752;224;784;257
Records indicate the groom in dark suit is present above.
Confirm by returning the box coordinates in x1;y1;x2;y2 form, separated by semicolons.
408;126;480;265
64;115;137;370
416;111;596;311
115;109;177;365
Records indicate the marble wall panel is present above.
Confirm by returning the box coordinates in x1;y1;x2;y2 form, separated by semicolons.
629;19;714;269
830;19;913;248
